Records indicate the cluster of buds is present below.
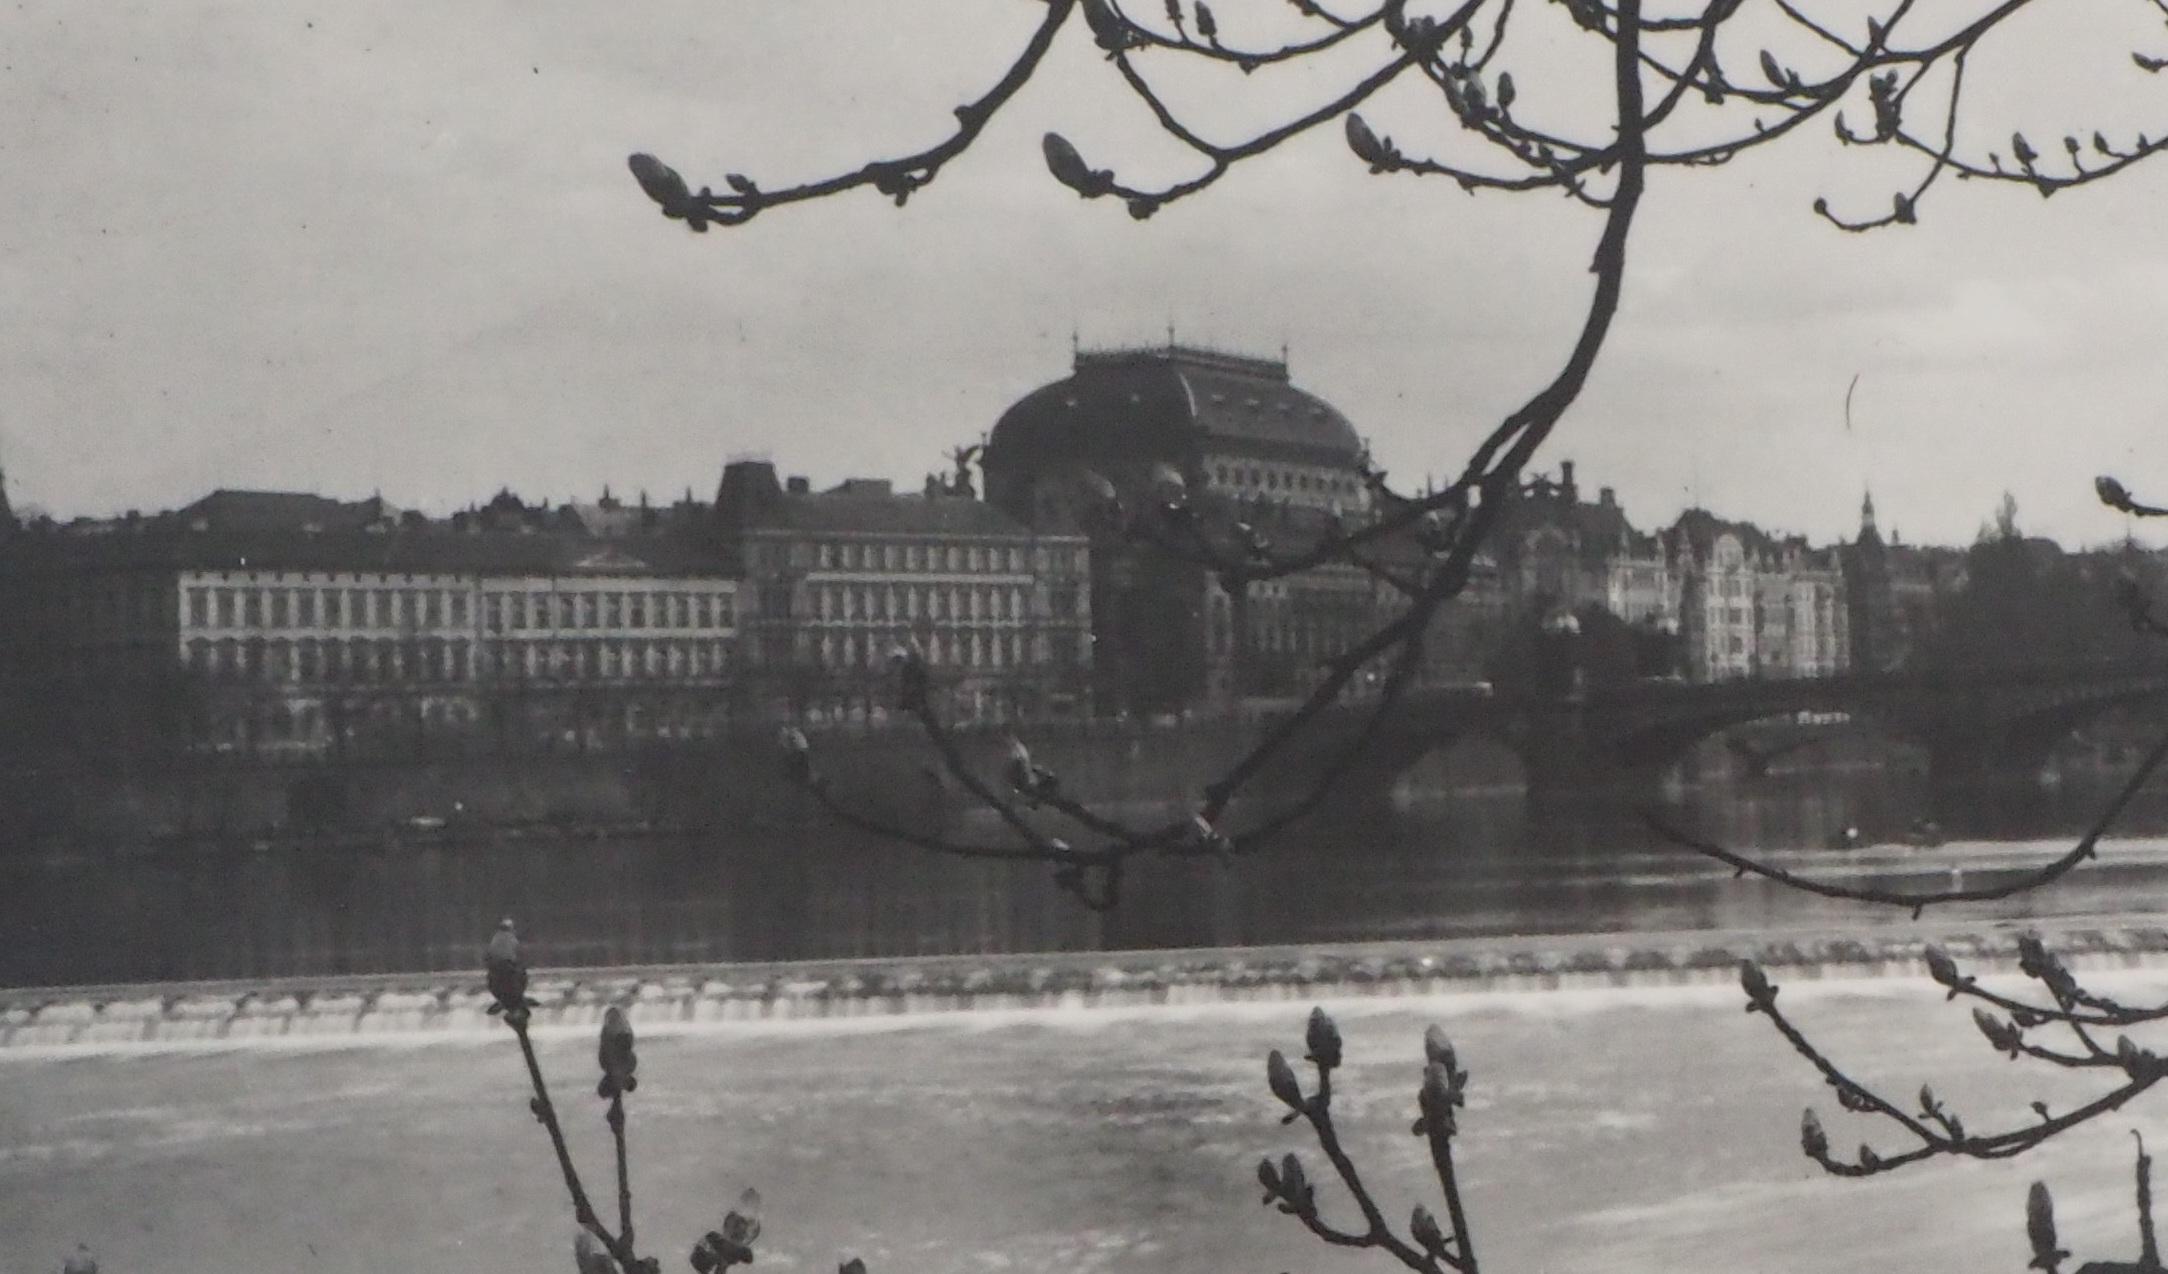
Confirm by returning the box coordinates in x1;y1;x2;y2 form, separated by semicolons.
1917;1083;1966;1143
2016;934;2081;1002
1922;944;1972;998
689;1189;764;1273
486;917;537;1019
1973;1006;2025;1060
1864;70;1901;143
1415;1024;1469;1139
1255;1152;1316;1217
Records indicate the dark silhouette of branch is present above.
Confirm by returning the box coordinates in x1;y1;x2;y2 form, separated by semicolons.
1642;721;2168;916
2029;1136;2168;1273
1259;1009;1481;1272
641;0;1079;227
486;920;787;1274
636;0;2168;941
1741;954;2168;1180
2102;477;2168;519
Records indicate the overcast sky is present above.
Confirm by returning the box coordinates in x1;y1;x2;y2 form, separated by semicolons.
7;0;2167;548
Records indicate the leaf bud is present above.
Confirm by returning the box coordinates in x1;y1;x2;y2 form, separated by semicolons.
1266;1049;1305;1112
1410;1205;1446;1254
1800;1108;1828;1159
1921;944;1961;988
1423;1023;1457;1072
1305;1007;1342;1070
1042;133;1111;199
2028;1181;2065;1270
1739;959;1777;1010
598;1005;638;1100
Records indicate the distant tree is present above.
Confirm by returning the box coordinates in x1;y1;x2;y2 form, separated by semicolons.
1926;495;2158;673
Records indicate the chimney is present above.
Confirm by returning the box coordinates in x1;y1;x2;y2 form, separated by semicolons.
786;475;811;495
1599;486;1616;508
1559;460;1578;504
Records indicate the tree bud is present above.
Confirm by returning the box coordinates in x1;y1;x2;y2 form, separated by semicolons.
1305;1007;1342;1070
1266;1049;1305;1112
1800;1108;1828;1159
1411;1205;1446;1254
598;1005;638;1099
1423;1023;1457;1073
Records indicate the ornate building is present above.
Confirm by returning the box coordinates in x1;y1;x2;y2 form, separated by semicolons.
1670;510;1848;681
981;343;1391;713
1491;463;1678;630
712;461;1091;723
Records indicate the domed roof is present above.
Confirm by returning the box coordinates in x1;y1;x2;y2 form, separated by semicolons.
987;345;1362;466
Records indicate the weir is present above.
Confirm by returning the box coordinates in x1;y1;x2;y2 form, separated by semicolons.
8;921;2168;1052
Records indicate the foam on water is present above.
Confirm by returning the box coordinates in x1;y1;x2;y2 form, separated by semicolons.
8;917;2168;1058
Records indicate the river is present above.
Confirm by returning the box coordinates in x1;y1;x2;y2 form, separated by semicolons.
6;959;2168;1273
7;760;2168;987
7;759;2168;1271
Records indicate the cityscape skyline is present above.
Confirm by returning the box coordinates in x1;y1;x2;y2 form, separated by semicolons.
8;3;2166;549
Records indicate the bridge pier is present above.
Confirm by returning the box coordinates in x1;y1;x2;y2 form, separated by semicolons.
1512;701;1674;811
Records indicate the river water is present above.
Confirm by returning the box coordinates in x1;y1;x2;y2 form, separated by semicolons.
6;758;2168;987
6;966;2168;1273
8;761;2168;1270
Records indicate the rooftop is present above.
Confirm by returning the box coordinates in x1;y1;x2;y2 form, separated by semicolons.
988;343;1362;465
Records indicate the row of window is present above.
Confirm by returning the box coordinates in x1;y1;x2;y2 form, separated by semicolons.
181;636;732;684
812;541;1050;574
487;590;734;634
814;628;1036;671
188;585;473;633
183;584;736;636
485;639;731;682
810;583;1043;624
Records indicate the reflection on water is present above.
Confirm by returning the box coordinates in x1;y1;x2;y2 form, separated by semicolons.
7;765;2168;987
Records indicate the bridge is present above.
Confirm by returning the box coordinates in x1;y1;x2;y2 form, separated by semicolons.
1289;660;2168;806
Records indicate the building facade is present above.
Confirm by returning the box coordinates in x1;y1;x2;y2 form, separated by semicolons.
1671;510;1849;682
713;462;1091;723
981;343;1392;713
0;490;741;757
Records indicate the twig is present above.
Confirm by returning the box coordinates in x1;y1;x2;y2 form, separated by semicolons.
1644;721;2168;915
510;1014;613;1246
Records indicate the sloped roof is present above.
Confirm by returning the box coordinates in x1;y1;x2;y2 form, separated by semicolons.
739;489;1044;539
3;520;726;579
177;489;392;533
